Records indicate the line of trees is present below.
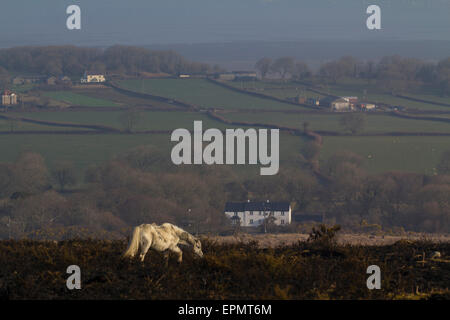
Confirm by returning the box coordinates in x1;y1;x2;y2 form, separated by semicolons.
0;45;219;81
255;55;450;95
255;57;311;81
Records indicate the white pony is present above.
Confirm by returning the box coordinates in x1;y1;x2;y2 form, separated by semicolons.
122;223;203;263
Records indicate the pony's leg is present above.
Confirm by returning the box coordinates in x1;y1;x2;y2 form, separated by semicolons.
170;246;183;263
139;235;152;263
163;251;169;267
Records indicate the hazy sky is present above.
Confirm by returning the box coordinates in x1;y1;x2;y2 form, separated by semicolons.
1;0;450;47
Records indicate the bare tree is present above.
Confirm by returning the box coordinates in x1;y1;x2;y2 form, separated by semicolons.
339;113;367;135
255;57;272;79
12;152;50;194
52;161;77;191
271;57;295;80
292;62;311;81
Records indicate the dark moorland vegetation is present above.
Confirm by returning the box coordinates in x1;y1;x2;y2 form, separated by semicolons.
0;236;448;300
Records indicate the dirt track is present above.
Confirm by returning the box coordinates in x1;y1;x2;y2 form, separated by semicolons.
207;233;450;247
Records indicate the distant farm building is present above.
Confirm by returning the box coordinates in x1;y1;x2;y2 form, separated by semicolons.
1;90;18;106
12;77;24;85
233;71;257;81
296;96;306;104
342;96;359;109
321;96;351;111
307;98;320;106
59;76;72;84
215;71;257;81
12;76;45;85
81;72;106;83
224;200;292;227
359;102;376;111
216;73;236;81
46;76;57;85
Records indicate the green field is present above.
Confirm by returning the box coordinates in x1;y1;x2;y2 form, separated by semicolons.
0;117;94;132
43;91;121;107
320;136;448;175
118;78;306;110
10;83;36;93
227;80;325;100
0;134;171;177
0;132;306;179
322;81;450;112
401;86;450;105
221;112;450;133
2;77;450;178
0;120;445;176
16;111;241;131
77;88;178;109
222;78;450;112
403;93;450;104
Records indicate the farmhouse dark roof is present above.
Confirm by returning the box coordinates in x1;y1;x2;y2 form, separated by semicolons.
225;201;290;212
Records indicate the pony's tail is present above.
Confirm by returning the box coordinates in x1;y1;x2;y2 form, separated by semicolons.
123;226;141;258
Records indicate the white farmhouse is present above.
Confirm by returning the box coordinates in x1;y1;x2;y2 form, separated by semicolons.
81;71;106;83
224;200;292;227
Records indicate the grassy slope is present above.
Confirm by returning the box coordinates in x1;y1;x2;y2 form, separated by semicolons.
76;88;178;109
3;78;450;176
0;118;93;132
323;81;450;111
221;112;450;133
17;111;243;131
0;132;305;178
43;91;120;107
118;78;306;110
227;80;325;100
321;136;448;175
0;134;170;176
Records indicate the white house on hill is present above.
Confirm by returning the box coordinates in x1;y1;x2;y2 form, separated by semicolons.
224;200;292;227
81;71;106;83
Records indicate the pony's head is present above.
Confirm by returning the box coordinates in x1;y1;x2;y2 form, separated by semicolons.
193;239;203;258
